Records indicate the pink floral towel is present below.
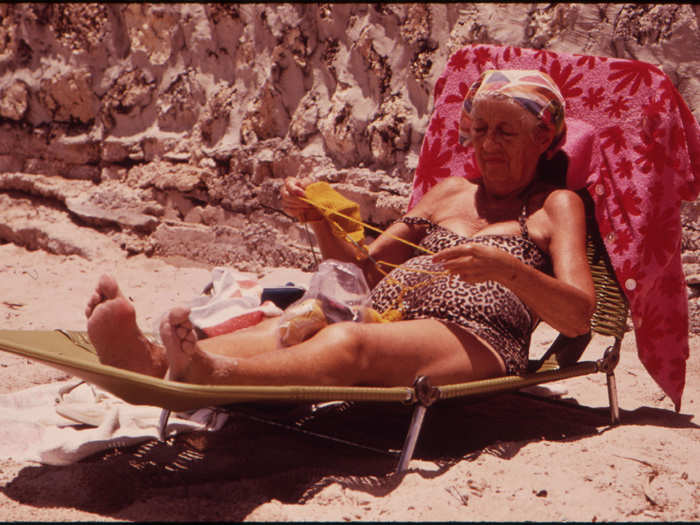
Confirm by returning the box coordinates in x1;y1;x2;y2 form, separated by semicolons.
409;44;700;411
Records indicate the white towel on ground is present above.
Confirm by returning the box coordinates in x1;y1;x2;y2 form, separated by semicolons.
0;379;228;466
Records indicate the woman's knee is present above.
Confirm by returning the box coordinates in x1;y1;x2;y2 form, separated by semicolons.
316;322;371;371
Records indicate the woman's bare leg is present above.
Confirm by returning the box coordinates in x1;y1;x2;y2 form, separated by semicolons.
86;275;287;375
85;275;168;377
198;317;281;358
160;307;507;386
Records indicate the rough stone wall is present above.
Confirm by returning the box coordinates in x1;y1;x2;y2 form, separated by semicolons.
0;3;699;318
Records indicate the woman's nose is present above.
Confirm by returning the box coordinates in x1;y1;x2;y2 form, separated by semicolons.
482;132;500;150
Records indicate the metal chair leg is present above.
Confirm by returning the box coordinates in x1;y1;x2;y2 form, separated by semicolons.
396;404;428;473
158;408;171;441
396;376;439;474
158;367;174;441
606;371;620;426
597;341;621;427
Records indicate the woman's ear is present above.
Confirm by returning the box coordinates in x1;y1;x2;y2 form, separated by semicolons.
533;123;555;154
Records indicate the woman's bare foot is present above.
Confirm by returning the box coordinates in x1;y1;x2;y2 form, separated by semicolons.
159;306;218;383
86;275;168;377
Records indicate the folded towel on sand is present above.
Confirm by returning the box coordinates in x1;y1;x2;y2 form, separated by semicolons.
0;379;229;466
409;44;700;411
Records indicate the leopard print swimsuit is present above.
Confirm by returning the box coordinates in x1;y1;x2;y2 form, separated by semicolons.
369;208;552;375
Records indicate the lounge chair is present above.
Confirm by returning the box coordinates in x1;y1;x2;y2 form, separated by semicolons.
1;44;695;473
0;218;627;472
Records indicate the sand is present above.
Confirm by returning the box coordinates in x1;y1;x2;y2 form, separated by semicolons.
0;242;698;522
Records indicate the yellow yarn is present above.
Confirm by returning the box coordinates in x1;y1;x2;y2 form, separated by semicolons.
304;182;365;244
379;308;403;322
301;182;450;323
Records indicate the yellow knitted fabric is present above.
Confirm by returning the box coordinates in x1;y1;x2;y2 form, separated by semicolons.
304;181;365;244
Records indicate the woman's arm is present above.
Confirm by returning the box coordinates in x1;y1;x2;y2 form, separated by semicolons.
281;177;423;287
281;176;451;288
281;176;365;261
433;190;596;337
362;177;469;287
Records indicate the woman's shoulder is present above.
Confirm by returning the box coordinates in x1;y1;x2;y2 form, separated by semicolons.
527;188;587;250
529;186;584;214
536;188;587;233
542;188;584;212
418;177;477;214
427;176;477;198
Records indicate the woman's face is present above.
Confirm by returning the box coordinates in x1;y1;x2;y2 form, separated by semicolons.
468;97;551;199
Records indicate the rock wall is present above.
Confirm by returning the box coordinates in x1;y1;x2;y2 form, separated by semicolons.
1;3;699;317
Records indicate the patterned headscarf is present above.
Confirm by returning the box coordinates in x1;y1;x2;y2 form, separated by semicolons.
459;69;567;158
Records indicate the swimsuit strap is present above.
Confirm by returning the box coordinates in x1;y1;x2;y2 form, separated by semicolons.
401;207;530;238
518;203;530;240
399;216;435;227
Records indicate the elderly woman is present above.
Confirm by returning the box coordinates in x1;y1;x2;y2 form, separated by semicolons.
86;70;595;386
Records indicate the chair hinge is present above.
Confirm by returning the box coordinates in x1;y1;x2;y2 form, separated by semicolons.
597;343;620;374
412;375;440;407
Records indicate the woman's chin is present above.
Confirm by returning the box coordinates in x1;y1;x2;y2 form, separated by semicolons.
482;180;529;199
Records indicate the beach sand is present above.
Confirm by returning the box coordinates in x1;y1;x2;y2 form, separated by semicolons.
0;242;698;522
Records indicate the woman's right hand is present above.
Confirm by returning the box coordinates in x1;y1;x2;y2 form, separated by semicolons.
280;176;323;222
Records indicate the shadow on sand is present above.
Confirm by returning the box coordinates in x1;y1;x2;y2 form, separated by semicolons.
1;391;695;521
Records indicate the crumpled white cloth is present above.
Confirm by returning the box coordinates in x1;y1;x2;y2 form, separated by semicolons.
0;379;228;466
154;267;284;339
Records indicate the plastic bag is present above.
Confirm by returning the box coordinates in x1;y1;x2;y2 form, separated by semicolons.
277;260;372;347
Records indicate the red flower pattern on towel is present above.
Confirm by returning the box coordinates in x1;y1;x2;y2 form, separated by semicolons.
448;49;470;71
575;54;600;69
643;96;666;120
600;126;627;154
446;120;470;154
608;61;655;95
610;228;633;255
502;46;522;62
659;79;677;107
414;137;453;195
462;154;480;181
534;49;558;65
615;158;634;179
472;47;493;68
434;76;447;101
582;86;605;109
445;82;470;104
547;60;584;99
634;128;670;174
611;188;643;218
428;114;446;137
606;96;631;119
616;258;646;293
639;207;680;267
409;44;700;411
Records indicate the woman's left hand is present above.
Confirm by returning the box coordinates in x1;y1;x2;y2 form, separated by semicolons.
280;176;323;222
432;244;514;284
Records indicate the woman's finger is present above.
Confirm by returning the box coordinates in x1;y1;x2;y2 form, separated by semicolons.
281;176;324;221
282;178;300;197
432;245;475;262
